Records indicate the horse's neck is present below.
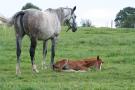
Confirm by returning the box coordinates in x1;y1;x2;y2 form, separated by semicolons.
55;8;71;25
46;8;71;25
56;10;64;25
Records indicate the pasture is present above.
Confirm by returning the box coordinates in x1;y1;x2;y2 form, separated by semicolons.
0;26;135;90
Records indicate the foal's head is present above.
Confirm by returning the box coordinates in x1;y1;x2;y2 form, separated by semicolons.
95;56;104;70
84;56;104;70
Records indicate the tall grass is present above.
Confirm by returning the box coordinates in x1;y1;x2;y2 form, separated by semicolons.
0;26;135;90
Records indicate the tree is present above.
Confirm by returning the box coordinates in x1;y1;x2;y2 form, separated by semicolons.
81;19;92;27
114;7;135;28
22;3;41;10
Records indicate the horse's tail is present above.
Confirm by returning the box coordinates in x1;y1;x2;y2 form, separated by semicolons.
0;11;25;27
9;10;27;35
0;16;10;25
10;11;25;26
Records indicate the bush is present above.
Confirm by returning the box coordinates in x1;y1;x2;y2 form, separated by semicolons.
22;3;41;10
81;19;92;27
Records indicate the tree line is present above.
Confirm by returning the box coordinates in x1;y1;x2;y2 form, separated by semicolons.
114;7;135;28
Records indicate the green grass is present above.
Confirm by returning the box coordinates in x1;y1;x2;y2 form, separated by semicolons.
0;26;135;90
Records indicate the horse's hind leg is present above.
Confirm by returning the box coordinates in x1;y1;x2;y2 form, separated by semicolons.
30;37;39;73
16;35;23;75
42;40;48;69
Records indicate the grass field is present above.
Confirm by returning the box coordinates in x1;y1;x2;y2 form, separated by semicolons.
0;26;135;90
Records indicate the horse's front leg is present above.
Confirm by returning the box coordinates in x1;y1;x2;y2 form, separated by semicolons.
50;37;57;68
42;40;48;69
30;38;39;73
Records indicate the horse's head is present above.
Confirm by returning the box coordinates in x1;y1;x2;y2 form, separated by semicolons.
64;6;77;32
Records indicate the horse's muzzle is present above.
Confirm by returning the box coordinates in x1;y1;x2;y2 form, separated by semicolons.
72;27;77;32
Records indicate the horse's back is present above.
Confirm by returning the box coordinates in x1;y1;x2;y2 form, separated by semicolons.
22;9;61;40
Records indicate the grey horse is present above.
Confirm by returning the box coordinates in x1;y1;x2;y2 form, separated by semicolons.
9;6;77;75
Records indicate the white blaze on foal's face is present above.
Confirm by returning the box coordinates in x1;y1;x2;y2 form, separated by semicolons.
99;63;102;70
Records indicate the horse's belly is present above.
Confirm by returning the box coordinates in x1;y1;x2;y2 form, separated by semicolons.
37;29;54;40
27;12;60;40
37;22;60;40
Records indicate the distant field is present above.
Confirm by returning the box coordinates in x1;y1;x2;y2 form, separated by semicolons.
0;26;135;90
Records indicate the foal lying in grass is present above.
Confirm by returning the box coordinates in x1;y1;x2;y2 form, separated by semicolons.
53;56;104;72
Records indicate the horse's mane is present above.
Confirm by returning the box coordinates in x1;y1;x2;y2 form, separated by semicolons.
45;7;72;24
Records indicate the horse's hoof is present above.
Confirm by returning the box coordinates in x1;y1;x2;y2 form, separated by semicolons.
50;64;54;69
32;69;39;73
35;69;39;73
16;64;21;75
32;64;39;73
16;69;21;76
42;65;48;70
16;71;21;76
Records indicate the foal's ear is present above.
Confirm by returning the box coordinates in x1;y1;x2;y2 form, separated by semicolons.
71;6;76;14
97;56;100;60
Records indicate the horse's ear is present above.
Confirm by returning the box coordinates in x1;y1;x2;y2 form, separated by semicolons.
71;6;76;14
73;6;76;11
